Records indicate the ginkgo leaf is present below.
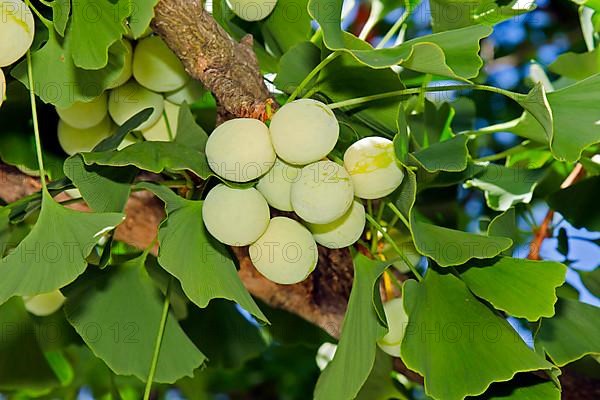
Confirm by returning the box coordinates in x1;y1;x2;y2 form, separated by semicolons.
547;176;600;232
459;257;566;321
307;0;491;80
411;217;513;267
535;298;600;366
137;182;267;322
0;190;124;305
12;27;129;108
410;134;470;172
0;298;60;391
51;0;70;37
464;165;547;211
64;253;206;383
81;141;211;179
68;0;132;69
401;270;554;400
314;254;388;400
429;0;535;32
129;0;160;39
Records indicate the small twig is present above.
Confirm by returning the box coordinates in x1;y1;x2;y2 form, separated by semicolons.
528;163;584;260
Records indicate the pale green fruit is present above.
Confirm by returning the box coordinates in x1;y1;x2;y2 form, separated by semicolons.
107;39;133;89
0;0;35;67
0;67;5;108
316;342;337;371
249;217;318;285
165;79;205;105
256;158;301;211
206;118;276;182
23;290;66;316
55;92;108;129
118;133;138;150
343;136;404;199
381;229;421;273
202;184;270;246
291;160;354;224
377;298;408;357
142;101;179;141
133;35;189;92
269;99;339;165
226;0;278;21
308;200;365;249
108;81;164;130
57;116;113;155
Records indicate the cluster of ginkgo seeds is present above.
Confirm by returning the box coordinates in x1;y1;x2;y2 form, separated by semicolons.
202;99;406;285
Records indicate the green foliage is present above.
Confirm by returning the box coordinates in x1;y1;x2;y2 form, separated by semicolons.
314;254;388;400
401;270;553;400
64;253;205;383
0;0;598;398
0;190;124;304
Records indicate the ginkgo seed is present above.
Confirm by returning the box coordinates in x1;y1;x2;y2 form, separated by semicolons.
307;200;366;249
202;184;270;246
23;290;66;317
165;79;205;105
377;298;408;357
142;100;179;141
55;92;108;130
57;116;113;155
0;0;35;67
205;118;276;182
291;160;354;224
343;136;404;199
256;158;301;211
133;35;189;92
269;99;339;165
249;217;318;285
108;81;164;130
0;68;5;108
226;0;278;22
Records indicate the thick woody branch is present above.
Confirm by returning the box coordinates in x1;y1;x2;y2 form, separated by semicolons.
151;0;272;119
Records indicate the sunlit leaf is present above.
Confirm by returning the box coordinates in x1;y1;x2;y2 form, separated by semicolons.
549;48;600;80
401;270;553;400
465;165;547;211
0;190;124;304
410;134;470;172
459;257;566;321
429;0;536;32
68;0;132;69
64;253;206;383
314;254;388;400
129;0;160;39
307;0;491;80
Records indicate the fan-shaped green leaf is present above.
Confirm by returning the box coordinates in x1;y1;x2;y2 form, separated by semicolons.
0;190;124;305
459;257;566;321
401;270;554;400
535;298;600;366
307;0;491;80
314;254;388;400
81;141;210;179
64;254;206;383
465;165;547;211
411;217;513;267
68;0;132;69
410;134;470;172
12;28;129;108
136;183;267;322
129;0;160;39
